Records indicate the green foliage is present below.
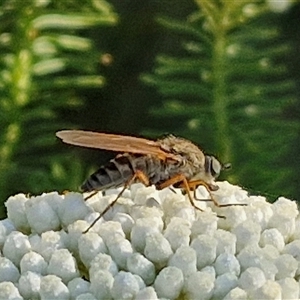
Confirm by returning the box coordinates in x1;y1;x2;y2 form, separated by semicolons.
0;0;117;213
0;0;298;221
142;1;298;199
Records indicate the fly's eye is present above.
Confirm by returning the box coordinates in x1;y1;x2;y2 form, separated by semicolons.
211;157;221;178
205;156;221;178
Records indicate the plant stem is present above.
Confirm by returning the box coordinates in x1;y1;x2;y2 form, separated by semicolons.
212;26;232;166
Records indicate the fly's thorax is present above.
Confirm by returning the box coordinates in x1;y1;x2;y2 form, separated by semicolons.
159;135;206;169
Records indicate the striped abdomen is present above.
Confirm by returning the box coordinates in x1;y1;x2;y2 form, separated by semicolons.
81;153;167;192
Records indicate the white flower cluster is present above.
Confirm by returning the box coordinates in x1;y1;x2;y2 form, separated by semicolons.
1;181;300;299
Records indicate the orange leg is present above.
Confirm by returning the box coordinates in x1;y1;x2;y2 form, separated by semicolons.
180;179;220;207
158;176;246;214
185;180;218;192
157;174;205;213
83;170;150;233
184;179;247;208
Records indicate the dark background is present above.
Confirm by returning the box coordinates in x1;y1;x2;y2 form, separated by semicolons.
0;0;299;218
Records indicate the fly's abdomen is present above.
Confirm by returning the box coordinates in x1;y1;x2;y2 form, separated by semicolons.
81;154;150;192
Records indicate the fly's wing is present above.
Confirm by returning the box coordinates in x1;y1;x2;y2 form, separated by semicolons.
56;130;178;161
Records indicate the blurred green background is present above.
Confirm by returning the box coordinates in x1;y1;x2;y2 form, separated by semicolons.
0;0;299;218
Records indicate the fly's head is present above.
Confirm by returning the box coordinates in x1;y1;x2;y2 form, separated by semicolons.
203;156;231;191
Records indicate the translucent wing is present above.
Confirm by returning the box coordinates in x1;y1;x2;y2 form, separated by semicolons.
56;130;178;161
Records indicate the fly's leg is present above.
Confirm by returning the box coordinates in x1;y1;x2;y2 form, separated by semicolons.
157;174;204;213
187;180;247;208
84;190;99;201
158;176;246;219
185;180;218;206
83;170;150;233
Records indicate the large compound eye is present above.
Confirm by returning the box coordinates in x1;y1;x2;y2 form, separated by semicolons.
210;157;222;178
205;156;221;178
